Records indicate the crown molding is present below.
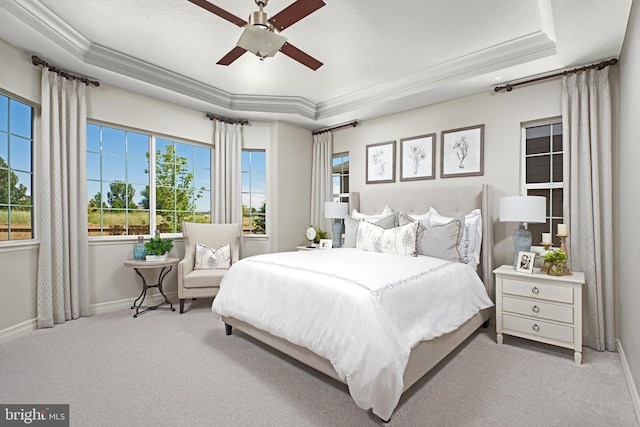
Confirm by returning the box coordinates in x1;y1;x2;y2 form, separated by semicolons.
0;0;90;59
316;31;557;120
2;0;557;123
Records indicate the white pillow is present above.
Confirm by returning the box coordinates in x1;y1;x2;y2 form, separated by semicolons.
429;207;482;268
401;211;431;223
351;205;393;222
356;220;418;257
194;242;231;270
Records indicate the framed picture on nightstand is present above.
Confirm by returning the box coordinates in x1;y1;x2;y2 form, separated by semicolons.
319;239;333;249
516;251;535;273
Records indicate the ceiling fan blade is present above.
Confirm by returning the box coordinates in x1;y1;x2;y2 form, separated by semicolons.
188;0;247;27
268;0;326;32
217;46;247;66
279;42;323;70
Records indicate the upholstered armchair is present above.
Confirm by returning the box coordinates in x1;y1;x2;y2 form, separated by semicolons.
178;222;242;313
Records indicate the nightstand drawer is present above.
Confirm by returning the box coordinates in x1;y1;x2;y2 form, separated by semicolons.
502;296;574;324
503;278;573;303
503;314;574;343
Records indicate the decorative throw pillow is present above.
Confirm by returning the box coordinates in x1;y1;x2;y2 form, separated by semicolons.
194;242;231;270
400;214;462;261
429;207;482;267
344;214;398;248
356;221;419;256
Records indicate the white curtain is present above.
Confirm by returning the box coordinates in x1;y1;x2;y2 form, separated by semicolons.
562;67;615;351
37;69;90;328
213;120;243;224
310;132;333;231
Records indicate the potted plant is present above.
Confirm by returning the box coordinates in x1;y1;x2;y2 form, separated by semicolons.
144;235;173;262
542;249;567;276
313;227;329;244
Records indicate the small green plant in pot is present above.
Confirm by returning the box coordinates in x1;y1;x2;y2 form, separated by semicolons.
313;227;329;244
542;249;567;276
144;235;173;261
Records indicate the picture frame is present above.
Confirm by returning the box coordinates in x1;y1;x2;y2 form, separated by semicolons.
516;251;536;274
440;124;484;178
366;141;396;184
319;239;333;249
400;133;436;181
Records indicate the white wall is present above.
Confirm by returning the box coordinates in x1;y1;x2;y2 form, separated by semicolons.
0;37;312;334
618;0;640;407
334;79;563;267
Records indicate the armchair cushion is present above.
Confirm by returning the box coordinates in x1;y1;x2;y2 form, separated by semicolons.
183;269;228;289
194;242;231;270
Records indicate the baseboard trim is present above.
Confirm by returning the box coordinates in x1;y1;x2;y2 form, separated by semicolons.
90;291;178;315
0;291;179;344
0;318;38;345
618;339;640;424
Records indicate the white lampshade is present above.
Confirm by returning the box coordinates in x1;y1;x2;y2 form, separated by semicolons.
237;25;287;58
324;202;349;219
499;196;546;223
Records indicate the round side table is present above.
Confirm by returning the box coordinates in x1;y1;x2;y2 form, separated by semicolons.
123;257;178;318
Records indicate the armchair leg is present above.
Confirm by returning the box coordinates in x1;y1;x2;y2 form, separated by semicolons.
225;324;232;335
179;298;185;314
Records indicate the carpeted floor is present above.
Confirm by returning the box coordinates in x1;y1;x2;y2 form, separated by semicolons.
0;299;637;426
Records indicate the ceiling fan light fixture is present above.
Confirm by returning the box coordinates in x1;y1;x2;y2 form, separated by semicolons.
237;25;287;59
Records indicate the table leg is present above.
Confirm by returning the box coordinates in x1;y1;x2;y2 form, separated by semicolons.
131;266;175;318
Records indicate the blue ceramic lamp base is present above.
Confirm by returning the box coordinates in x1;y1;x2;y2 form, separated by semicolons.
512;223;532;267
332;221;344;248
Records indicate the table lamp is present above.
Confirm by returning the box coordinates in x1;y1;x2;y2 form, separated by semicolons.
499;196;546;267
324;201;349;248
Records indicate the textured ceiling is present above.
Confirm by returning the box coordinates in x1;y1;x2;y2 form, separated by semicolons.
0;0;633;129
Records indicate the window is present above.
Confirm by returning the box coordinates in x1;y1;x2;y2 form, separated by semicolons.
0;94;33;241
87;123;211;236
332;152;349;202
522;121;563;247
242;149;266;235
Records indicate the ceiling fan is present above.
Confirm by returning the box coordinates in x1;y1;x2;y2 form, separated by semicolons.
189;0;325;70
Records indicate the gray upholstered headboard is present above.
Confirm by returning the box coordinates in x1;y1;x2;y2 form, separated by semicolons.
349;184;493;297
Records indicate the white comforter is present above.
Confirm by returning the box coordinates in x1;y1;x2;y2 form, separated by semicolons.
212;248;494;420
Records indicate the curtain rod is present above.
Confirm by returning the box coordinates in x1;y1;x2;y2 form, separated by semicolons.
494;58;618;93
205;113;249;125
31;55;100;87
312;120;358;136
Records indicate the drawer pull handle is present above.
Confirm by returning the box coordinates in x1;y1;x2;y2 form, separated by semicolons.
532;324;540;332
532;305;540;313
531;286;540;295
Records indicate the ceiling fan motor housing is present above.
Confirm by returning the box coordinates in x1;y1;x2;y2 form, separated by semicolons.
249;10;270;29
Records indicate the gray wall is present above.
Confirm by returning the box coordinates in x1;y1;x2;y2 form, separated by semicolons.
618;0;640;407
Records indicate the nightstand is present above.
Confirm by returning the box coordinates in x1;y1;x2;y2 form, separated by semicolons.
296;245;318;251
493;265;585;365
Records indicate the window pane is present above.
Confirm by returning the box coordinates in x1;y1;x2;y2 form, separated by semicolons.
102;127;126;155
195;146;211;169
9;99;31;138
551;188;563;218
525;125;550;155
9;206;32;240
9;135;31;172
552;153;563;182
552;123;563;152
0;168;7;205
525;155;550;184
0;132;7;160
87;124;100;153
102;156;126;182
0;95;7;132
127;159;149;185
127;133;149;159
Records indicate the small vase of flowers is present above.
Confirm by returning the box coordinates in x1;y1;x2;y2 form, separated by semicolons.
542;249;567;276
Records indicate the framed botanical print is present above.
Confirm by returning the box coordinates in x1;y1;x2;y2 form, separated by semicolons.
400;133;436;181
440;124;484;178
366;140;396;184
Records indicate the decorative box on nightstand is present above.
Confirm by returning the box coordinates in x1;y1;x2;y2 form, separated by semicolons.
493;265;585;365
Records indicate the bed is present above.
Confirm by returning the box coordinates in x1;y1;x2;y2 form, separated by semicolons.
212;185;495;421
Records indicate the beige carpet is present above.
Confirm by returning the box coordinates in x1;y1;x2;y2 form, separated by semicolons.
0;299;637;426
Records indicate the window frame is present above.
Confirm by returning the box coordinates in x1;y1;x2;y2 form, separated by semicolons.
241;148;267;236
87;120;212;239
520;118;564;247
332;151;349;203
0;90;35;244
